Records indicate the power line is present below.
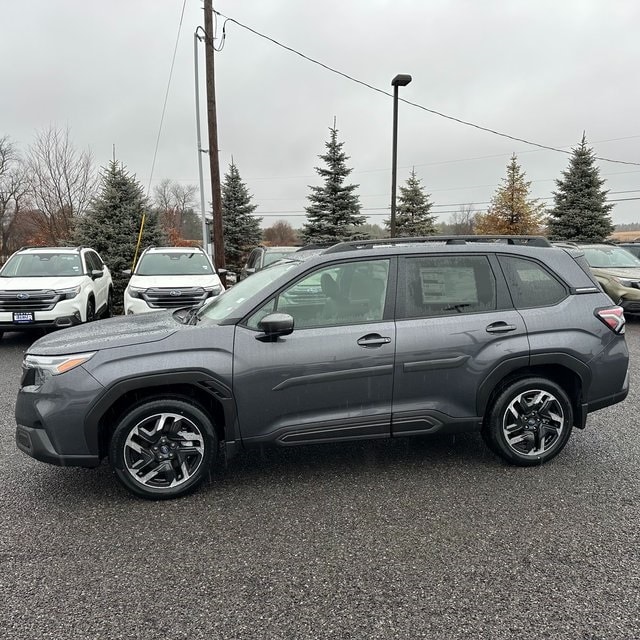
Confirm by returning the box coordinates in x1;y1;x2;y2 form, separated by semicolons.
147;0;188;197
214;10;640;168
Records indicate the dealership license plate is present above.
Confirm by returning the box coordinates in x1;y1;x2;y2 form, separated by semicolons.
13;311;34;324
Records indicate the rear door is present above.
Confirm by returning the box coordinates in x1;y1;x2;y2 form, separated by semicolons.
232;257;396;445
391;253;529;435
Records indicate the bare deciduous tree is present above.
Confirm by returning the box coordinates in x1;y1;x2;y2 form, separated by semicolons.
153;178;199;240
0;136;31;258
26;125;97;244
263;220;298;246
450;204;477;235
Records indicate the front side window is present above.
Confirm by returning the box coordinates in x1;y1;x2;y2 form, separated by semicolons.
135;252;213;276
499;255;567;308
0;253;83;278
399;255;497;318
246;259;390;330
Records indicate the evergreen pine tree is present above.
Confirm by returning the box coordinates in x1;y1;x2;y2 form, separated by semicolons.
74;160;165;311
221;160;262;272
386;169;436;236
475;154;544;235
301;126;365;245
547;134;614;241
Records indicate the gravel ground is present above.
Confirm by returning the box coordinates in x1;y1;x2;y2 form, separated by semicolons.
0;326;639;640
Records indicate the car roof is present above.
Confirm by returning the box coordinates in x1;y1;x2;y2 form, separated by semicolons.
142;246;206;254
18;246;82;254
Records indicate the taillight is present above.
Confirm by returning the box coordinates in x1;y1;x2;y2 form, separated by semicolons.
595;306;625;334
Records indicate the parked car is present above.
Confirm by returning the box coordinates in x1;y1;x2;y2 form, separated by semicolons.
0;246;113;340
124;246;224;314
580;243;640;314
616;242;640;259
239;245;298;280
15;235;628;499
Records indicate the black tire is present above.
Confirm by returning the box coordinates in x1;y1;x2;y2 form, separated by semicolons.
109;398;217;499
0;331;3;340
103;289;114;318
85;298;95;323
482;377;573;466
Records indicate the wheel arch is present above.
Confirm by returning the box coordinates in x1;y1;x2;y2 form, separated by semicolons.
478;356;589;429
84;371;238;460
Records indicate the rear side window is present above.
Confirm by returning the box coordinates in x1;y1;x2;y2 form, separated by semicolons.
399;255;497;318
499;256;567;308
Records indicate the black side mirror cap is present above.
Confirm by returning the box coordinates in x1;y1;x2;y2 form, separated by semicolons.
256;313;294;342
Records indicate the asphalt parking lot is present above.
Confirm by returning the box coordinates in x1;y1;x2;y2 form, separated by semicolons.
1;326;639;640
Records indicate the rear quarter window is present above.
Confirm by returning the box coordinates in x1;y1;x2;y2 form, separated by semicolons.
499;255;567;308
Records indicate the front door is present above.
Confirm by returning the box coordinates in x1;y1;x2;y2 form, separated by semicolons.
233;258;396;445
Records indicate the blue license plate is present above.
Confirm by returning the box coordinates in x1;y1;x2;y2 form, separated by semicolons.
13;312;34;323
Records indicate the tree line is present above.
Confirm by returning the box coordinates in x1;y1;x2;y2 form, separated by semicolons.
1;123;615;283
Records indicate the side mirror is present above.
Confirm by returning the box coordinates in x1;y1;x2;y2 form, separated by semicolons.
121;269;132;276
91;269;104;280
245;267;256;276
217;268;228;276
257;313;294;342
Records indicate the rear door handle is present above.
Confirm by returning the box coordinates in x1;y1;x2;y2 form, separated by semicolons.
486;322;517;334
357;333;392;348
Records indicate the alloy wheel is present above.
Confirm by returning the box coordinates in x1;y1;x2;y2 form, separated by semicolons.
502;389;565;457
124;412;205;490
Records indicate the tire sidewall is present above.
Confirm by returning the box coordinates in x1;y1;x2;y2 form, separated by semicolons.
485;377;573;466
109;398;217;499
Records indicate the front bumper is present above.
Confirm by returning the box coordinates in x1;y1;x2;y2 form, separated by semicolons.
16;424;100;467
15;364;105;468
0;313;81;331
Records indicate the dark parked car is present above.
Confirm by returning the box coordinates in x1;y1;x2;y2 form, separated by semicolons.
239;245;298;280
15;236;629;499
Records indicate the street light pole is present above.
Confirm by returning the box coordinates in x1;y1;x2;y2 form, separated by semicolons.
390;73;412;238
193;28;210;259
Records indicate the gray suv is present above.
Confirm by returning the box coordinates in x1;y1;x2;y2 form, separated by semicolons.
15;236;629;499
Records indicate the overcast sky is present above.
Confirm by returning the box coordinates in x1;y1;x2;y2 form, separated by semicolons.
2;0;639;229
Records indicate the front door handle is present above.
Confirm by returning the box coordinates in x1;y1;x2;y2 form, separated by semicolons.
357;333;392;348
486;322;517;334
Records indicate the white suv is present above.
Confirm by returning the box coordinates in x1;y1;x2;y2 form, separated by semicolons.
124;246;224;314
0;246;113;339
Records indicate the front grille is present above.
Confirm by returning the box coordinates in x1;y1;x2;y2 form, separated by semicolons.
0;290;61;312
142;287;208;309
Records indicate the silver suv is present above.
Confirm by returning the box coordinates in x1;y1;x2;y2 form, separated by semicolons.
15;236;629;499
0;246;113;339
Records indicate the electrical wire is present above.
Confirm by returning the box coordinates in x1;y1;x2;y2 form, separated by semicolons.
214;10;640;168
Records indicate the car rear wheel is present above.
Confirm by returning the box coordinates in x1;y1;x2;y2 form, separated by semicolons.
109;399;217;499
483;377;573;466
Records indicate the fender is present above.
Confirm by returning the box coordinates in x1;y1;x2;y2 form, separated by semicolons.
83;369;239;455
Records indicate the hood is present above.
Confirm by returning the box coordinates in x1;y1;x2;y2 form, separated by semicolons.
28;311;180;355
592;267;640;280
128;274;222;289
0;276;85;291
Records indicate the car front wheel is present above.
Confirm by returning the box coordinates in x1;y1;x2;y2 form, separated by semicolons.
109;399;217;499
483;377;573;466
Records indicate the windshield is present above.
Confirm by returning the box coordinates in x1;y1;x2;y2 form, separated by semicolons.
0;253;83;277
198;260;299;323
583;246;640;269
263;250;297;267
136;252;213;276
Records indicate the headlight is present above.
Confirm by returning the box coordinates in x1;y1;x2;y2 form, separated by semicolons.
23;352;96;386
55;286;81;300
127;286;146;299
204;285;223;297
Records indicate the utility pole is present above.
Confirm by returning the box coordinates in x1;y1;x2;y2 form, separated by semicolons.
203;0;226;276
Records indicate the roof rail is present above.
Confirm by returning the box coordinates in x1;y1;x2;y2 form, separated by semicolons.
324;235;552;253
